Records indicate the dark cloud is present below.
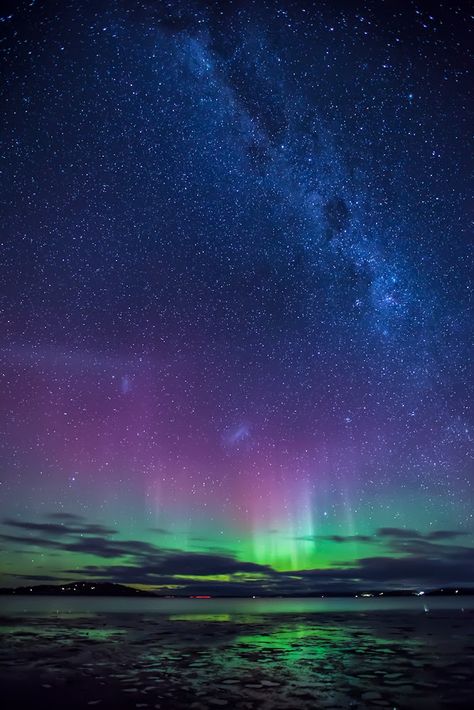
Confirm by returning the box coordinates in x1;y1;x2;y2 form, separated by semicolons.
295;544;474;590
3;516;473;593
296;529;467;546
384;538;473;558
148;527;172;535
298;534;373;543
0;533;61;548
2;518;117;537
377;527;422;539
69;559;274;587
9;574;62;582
3;519;78;536
67;565;280;596
347;552;474;587
0;532;136;556
46;513;84;522
64;537;474;592
376;527;467;541
328;535;372;543
147;551;274;577
67;544;474;592
298;528;469;545
62;537;162;559
425;530;468;541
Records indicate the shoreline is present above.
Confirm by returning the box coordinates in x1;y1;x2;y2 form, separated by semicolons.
2;608;473;709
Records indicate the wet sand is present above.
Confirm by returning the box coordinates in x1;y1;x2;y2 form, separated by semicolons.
1;609;473;709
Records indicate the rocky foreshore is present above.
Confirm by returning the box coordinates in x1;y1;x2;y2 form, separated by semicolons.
1;609;473;709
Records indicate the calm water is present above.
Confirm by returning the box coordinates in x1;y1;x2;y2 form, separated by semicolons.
1;594;473;615
2;596;474;709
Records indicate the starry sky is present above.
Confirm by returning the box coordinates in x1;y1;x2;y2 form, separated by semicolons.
0;0;473;594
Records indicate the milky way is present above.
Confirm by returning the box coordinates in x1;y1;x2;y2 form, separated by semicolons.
0;1;472;593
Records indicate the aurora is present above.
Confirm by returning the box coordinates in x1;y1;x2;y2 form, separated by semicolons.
0;0;472;596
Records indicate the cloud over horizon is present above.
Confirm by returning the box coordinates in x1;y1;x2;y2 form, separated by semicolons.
1;515;473;594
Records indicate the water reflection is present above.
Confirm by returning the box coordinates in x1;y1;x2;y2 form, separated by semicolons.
1;609;473;708
169;614;231;622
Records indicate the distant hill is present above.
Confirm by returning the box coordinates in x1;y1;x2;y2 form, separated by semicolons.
0;581;156;596
0;582;472;597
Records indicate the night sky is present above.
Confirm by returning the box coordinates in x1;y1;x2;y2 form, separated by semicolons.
0;0;472;594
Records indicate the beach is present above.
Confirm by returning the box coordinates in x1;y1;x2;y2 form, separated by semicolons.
1;601;473;709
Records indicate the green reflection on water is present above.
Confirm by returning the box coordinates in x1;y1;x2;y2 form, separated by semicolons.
231;623;347;677
170;614;231;622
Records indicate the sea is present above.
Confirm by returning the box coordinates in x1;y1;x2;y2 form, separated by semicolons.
1;593;473;615
2;594;474;708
